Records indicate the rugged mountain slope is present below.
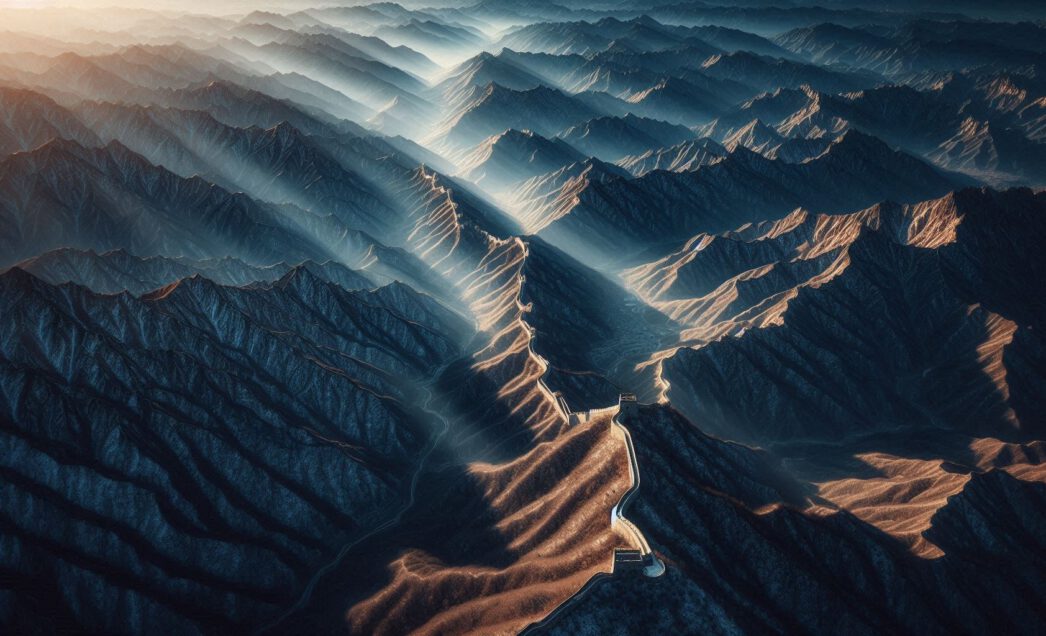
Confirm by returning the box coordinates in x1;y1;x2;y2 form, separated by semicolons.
721;118;835;162
929;115;1046;187
9;248;378;296
0;139;331;266
74;103;402;238
152;80;365;138
494;16;784;60
0;134;448;296
623;77;727;126
508;158;631;234
707;82;1046;186
0;86;99;155
0;266;469;634
776;21;1046;77
665;227;1045;443
220;35;433;117
435;83;599;151
722;117;786;153
278;26;437;79
490;49;589;89
434;52;547;106
519;238;675;409
617;137;727;176
559;63;663;98
458;129;584;192
497;18;652;56
558;113;696;161
543;403;1046;635
529;130;960;267
373;18;487;59
653;188;1046;445
701;50;880;94
288;408;635;636
236;183;650;636
0;52;150;104
71;44;263;95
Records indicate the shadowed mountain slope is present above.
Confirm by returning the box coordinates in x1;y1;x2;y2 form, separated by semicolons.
0;266;469;634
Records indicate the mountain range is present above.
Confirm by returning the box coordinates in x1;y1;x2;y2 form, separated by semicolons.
0;2;1043;634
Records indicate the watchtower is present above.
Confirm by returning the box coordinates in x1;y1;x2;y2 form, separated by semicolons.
612;548;666;577
617;393;639;419
613;549;644;572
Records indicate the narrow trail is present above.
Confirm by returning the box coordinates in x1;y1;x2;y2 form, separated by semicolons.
254;363;455;635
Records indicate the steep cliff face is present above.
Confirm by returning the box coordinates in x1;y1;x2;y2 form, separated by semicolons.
0;267;469;634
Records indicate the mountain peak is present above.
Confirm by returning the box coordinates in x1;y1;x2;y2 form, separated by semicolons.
274;262;331;293
0;266;44;293
830;128;890;153
724;118;783;151
141;273;223;303
267;120;303;143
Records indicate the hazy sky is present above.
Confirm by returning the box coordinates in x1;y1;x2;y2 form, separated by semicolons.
0;0;458;9
0;1;394;12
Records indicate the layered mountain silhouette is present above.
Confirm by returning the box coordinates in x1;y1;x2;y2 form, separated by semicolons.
523;130;962;266
0;2;1044;635
557;113;695;161
436;82;598;150
458;128;584;191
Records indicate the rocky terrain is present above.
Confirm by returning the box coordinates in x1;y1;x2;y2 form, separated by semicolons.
543;404;1046;635
0;1;1043;635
